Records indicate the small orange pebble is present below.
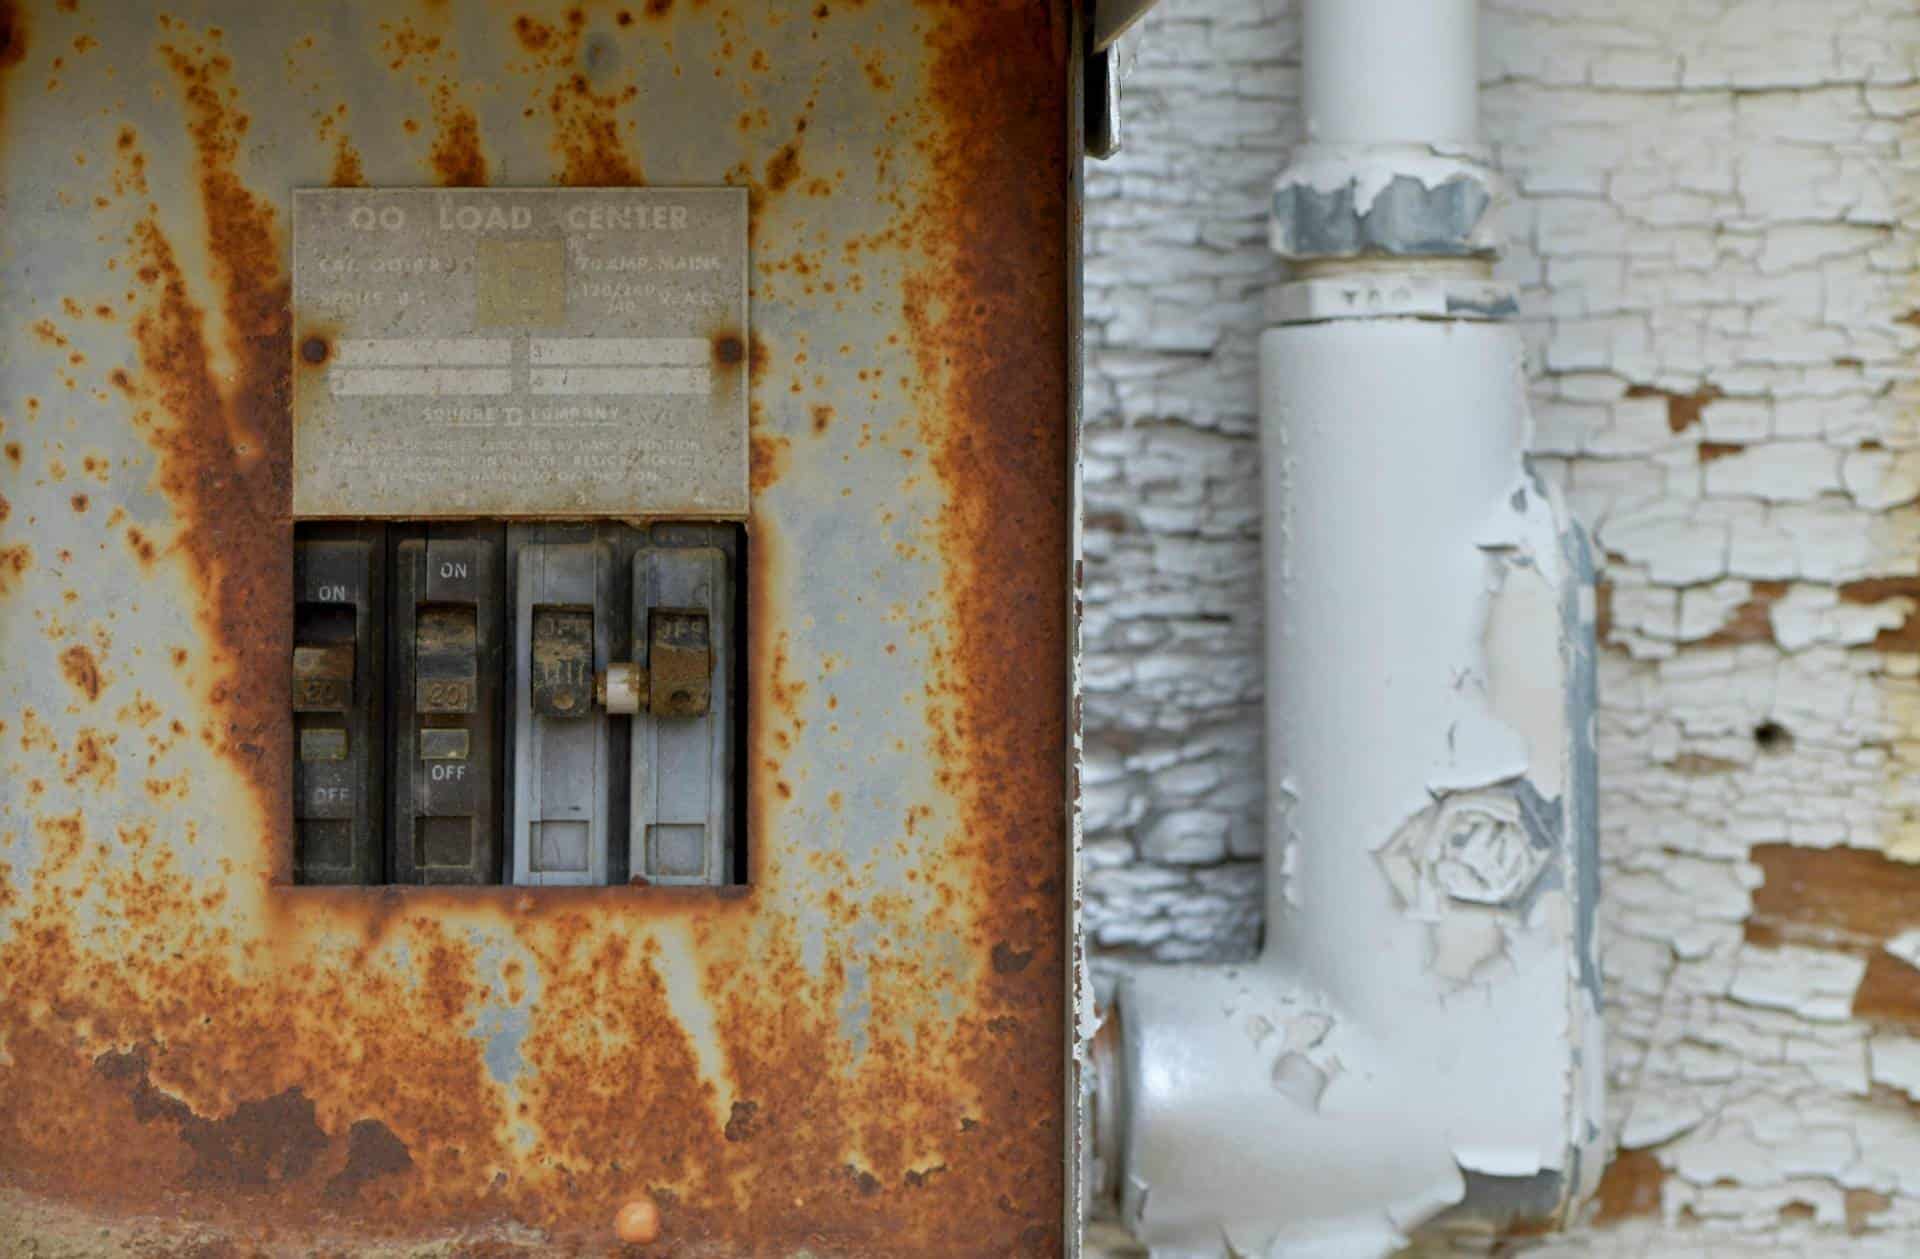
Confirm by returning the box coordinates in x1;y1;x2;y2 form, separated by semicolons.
615;1196;661;1245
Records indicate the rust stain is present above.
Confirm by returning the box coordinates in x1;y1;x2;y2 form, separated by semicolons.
119;36;292;871
748;428;789;494
0;543;30;595
429;87;488;187
123;525;156;566
900;3;1070;1251
513;14;556;51
0;2;21;73
58;644;102;702
765;139;802;193
61;728;116;789
0;0;22;140
330;134;365;188
515;11;645;187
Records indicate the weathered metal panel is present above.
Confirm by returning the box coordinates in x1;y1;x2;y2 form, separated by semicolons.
0;1;1077;1253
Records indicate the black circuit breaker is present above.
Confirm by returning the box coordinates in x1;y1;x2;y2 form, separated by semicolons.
392;526;506;885
291;528;386;885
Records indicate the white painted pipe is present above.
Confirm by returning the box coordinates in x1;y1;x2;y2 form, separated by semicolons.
1264;320;1545;1018
1302;0;1479;147
1099;1;1604;1253
1110;320;1602;1257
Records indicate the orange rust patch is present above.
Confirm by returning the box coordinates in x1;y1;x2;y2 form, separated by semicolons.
748;430;789;494
514;15;555;50
1698;440;1743;463
811;403;833;435
58;644;102;702
123;526;156;566
898;5;1071;1251
0;0;22;138
329;134;365;187
133;37;292;864
514;12;644;185
0;543;31;594
68;492;88;513
429;88;488;187
0;2;22;73
1592;1149;1664;1224
61;728;116;788
765;140;801;192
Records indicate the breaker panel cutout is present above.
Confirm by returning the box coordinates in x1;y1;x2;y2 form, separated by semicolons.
290;521;744;888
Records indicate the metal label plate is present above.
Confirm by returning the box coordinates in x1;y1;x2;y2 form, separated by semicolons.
292;188;748;518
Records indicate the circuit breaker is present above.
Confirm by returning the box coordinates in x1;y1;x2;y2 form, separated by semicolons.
290;188;748;887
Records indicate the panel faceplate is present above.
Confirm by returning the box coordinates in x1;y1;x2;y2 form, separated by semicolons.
292;188;748;519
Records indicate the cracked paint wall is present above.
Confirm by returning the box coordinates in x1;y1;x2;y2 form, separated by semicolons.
1086;0;1920;1251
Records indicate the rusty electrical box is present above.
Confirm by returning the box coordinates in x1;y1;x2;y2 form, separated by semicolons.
0;1;1083;1253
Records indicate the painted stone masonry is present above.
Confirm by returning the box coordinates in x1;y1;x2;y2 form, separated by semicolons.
1087;0;1920;1251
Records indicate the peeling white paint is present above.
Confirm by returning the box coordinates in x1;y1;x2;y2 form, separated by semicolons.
1085;0;1920;1254
1868;1033;1920;1101
1727;945;1869;1023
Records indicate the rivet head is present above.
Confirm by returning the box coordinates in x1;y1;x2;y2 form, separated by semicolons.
615;1195;660;1244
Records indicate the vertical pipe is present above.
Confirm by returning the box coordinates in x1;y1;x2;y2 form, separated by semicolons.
1302;0;1480;147
1101;0;1604;1251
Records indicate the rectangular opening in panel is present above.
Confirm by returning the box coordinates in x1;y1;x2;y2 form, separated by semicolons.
289;519;744;888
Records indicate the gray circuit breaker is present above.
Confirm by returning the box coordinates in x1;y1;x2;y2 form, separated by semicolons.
511;538;614;887
630;544;733;886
